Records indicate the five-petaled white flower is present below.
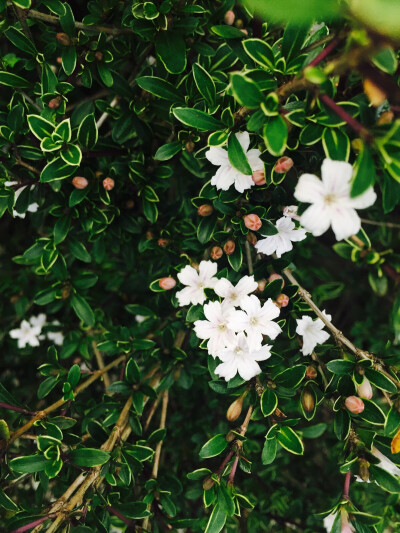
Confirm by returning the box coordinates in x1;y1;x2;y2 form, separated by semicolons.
194;301;236;357
294;158;376;241
296;312;331;355
229;295;281;349
214;275;258;307
205;132;264;193
255;217;307;258
215;332;272;381
9;318;43;348
176;260;218;306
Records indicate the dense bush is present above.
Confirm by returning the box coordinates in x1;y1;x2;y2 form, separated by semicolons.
1;0;400;532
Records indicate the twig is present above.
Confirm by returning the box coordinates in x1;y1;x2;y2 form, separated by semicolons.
342;471;351;500
8;355;126;445
144;395;162;432
244;240;254;275
91;340;111;389
308;35;343;67
360;218;400;229
0;402;36;416
12;6;41;78
96;96;119;129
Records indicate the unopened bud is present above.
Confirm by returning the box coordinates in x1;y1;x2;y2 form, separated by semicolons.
0;419;10;441
157;238;169;247
56;32;71;46
301;389;315;412
244;214;262;231
56;56;62;64
224;10;235;25
146;230;154;240
95;171;103;178
275;293;289;308
159;277;176;290
48;97;61;109
202;476;215;490
72;176;88;189
197;204;214;217
226;396;244;422
103;177;115;191
223;240;235;255
252;169;265;185
274;407;286;419
274;156;293;174
305;365;318;379
356;377;373;399
282;205;300;220
268;273;284;287
377;110;394;125
359;459;370;482
240;29;248;35
126;200;135;209
95;51;104;61
363;78;386;107
351;138;363;152
210;246;223;260
225;430;236;442
345;395;365;414
61;286;71;299
257;279;267;292
185;140;195;152
246;232;257;246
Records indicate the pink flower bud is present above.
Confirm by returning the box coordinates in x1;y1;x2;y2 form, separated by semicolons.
72;176;88;189
210;246;223;260
197;204;214;216
159;277;176;290
357;377;373;399
268;273;284;287
223;240;235;256
275;293;289;308
244;214;262;231
257;279;267;292
48;97;61;109
224;10;235;25
252;170;266;186
95;51;104;61
56;32;71;46
240;29;248;35
103;177;115;191
305;366;318;379
157;238;169;247
274;156;294;174
345;396;365;414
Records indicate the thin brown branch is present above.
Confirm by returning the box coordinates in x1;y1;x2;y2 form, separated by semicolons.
144;395;162;432
360;218;400;229
91;340;111;389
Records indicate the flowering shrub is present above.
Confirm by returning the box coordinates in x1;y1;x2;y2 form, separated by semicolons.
1;1;400;532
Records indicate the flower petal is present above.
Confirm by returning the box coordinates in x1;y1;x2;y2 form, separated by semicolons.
214;278;233;299
198;260;218;285
176;286;205;306
321;158;353;194
237;359;261;381
294;174;325;204
247;149;264;170
255;236;279;256
211;166;236;191
205;146;229;166
177;265;198;286
236;131;250;152
300;204;332;236
236;276;258;298
194;319;215;340
227;310;248;332
347;186;377;209
330;207;360;240
233;172;254;193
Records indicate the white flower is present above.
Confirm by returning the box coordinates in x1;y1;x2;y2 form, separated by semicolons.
372;447;400;477
47;331;64;345
176;260;218;306
29;314;47;329
323;514;336;533
9;320;42;349
294;158;376;241
13;202;39;219
296;312;331;355
135;315;148;323
215;332;272;381
205;131;264;193
229;294;281;349
146;55;156;66
282;205;300;220
214;275;258;307
194;301;236;357
255;217;307;258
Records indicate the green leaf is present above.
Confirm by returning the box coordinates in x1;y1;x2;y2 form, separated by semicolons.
27;115;54;141
199;434;228;459
370;464;400;493
97;63;114;87
67;364;80;388
68;238;91;263
350;142;376;197
334;409;351;441
60;144;82;166
262;435;277;464
126;445;154;462
70;293;95;327
78;114;98;149
54;215;71;245
61;46;77;75
12;0;32;8
263;115;287;156
277;426;304;455
204;504;227;533
136;76;184;102
210;25;245;39
274;365;307;388
230;73;264;109
281;21;310;62
193;63;216;106
227;133;252;175
173;108;224;131
40;157;77;183
113;502;150;519
155;31;187;74
322;128;350;161
187;468;212;480
0;488;19;511
38;376;59;399
326;360;355;375
0;71;30;89
227;240;242;272
60;2;75;35
242;0;340;24
372;47;398;74
197;214;218;244
69;448;110;467
242;38;275;69
217;484;235;517
364;368;397;393
5;27;37;56
125;358;141;384
9;455;47;473
359;399;386;425
154;141;182;161
260;388;278;416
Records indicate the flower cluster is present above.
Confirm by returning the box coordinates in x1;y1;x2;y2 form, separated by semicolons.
9;314;64;349
176;262;281;382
